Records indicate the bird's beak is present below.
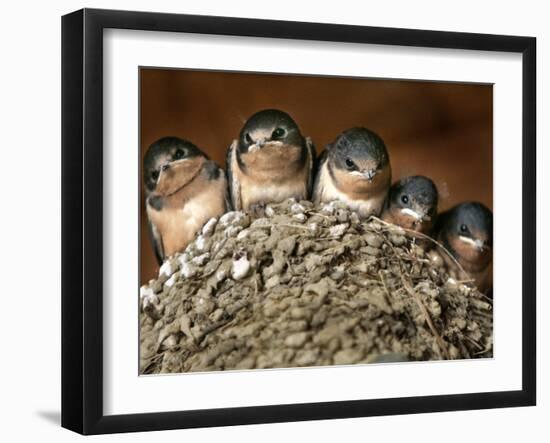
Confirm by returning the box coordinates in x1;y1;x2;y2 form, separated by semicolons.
475;239;486;250
161;157;190;173
400;208;423;220
248;138;266;152
362;169;377;182
459;235;486;251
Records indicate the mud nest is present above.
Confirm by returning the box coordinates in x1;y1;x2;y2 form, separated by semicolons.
140;199;493;374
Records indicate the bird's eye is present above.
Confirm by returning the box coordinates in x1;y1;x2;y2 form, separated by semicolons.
401;195;409;205
460;224;469;233
245;133;253;144
151;170;160;181
271;127;286;139
345;158;356;170
174;148;185;160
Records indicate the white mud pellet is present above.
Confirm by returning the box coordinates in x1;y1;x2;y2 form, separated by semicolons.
164;273;178;288
237;228;250;240
178;253;190;266
231;255;251;280
195;235;207;251
328;223;348;237
140;286;159;308
224;225;243;238
219;211;236;226
191;253;210;266
308;222;319;235
201;217;218;237
291;203;306;214
159;260;173;277
180;261;198;279
321;201;337;215
293;213;307;223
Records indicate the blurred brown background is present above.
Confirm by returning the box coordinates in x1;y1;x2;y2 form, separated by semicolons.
140;68;493;284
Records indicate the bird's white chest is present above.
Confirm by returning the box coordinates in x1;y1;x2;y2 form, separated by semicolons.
241;179;306;208
315;163;385;218
148;176;226;257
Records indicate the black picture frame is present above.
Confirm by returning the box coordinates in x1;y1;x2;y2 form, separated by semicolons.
61;8;536;435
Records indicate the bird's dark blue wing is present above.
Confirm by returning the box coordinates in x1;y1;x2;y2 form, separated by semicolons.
147;217;164;265
225;140;241;210
305;137;318;198
312;149;328;201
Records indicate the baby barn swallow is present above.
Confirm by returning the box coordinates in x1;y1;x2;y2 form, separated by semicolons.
312;127;391;218
382;175;438;235
144;136;230;264
434;201;493;293
226;109;316;211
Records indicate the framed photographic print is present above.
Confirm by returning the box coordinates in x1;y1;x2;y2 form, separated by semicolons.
61;8;536;435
